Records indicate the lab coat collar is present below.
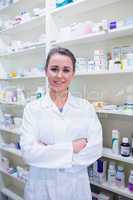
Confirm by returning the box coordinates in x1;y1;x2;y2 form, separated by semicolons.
40;91;79;110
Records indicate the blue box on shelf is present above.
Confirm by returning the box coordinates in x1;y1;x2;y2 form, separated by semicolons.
56;0;73;8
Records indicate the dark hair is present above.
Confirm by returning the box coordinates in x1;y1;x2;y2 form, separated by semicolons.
45;47;76;72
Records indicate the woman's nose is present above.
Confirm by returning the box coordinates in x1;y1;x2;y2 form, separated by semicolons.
57;70;63;77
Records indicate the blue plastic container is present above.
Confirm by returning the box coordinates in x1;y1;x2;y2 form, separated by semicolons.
56;0;73;8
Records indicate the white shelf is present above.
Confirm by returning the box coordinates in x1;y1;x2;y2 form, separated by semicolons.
0;75;46;81
0;0;43;13
103;147;133;164
90;181;133;199
0;14;45;35
1;69;132;82
55;31;106;46
1;187;23;200
0;146;22;157
51;0;120;17
55;25;133;46
0;126;20;135
75;70;133;76
0;101;25;106
0;168;25;184
0;42;46;57
97;109;133;116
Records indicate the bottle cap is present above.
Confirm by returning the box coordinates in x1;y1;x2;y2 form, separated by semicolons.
117;165;124;171
122;137;129;143
112;129;119;133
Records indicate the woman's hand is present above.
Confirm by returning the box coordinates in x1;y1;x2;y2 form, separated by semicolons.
72;138;88;153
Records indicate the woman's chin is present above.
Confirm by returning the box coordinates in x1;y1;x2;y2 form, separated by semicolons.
50;87;66;93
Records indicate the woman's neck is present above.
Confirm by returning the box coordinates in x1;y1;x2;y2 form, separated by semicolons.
50;89;68;108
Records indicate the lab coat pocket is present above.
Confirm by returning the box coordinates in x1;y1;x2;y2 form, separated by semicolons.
38;119;55;145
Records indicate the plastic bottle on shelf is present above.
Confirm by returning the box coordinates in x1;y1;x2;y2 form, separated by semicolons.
128;170;133;192
120;137;130;157
17;88;26;104
112;129;120;154
131;133;133;156
107;161;116;185
56;0;73;8
36;87;45;99
115;165;125;188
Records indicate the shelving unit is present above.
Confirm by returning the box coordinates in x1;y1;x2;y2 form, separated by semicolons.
103;147;133;164
54;25;133;46
0;168;25;184
48;0;133;199
0;75;45;81
0;146;22;158
1;187;24;200
0;43;46;57
90;180;133;199
97;109;133;116
0;0;45;199
1;0;133;199
0;127;20;135
75;70;133;76
0;14;46;35
50;0;120;16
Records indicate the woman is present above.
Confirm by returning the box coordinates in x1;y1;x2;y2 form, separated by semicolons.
20;47;103;200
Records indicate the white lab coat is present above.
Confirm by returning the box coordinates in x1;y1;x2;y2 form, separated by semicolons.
20;92;103;200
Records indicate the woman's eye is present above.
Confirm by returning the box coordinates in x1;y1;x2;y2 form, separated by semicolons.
51;68;58;72
63;69;70;73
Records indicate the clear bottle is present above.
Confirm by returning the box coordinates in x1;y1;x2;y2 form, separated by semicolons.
131;133;133;156
120;137;130;157
17;88;26;104
128;170;133;192
115;166;125;187
107;161;116;185
112;129;120;154
36;87;45;99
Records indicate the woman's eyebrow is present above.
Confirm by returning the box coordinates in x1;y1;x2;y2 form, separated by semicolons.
49;65;59;68
64;66;71;68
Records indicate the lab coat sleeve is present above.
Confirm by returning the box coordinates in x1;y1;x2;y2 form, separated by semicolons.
20;103;73;168
72;103;103;166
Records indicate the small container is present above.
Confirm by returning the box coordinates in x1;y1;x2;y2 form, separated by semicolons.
120;137;130;157
131;133;133;156
115;166;125;187
112;129;120;154
4;114;14;128
107;161;116;185
109;20;117;30
36;87;45;99
128;170;133;192
56;0;73;8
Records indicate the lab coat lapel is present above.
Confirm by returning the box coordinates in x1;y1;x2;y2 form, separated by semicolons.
40;92;78;116
40;92;64;116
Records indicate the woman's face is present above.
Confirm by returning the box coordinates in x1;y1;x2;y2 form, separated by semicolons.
45;53;75;93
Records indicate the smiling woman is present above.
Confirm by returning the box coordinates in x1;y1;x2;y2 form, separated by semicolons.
45;48;75;108
20;47;103;200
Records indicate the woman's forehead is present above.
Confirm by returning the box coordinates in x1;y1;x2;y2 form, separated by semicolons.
48;54;73;64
